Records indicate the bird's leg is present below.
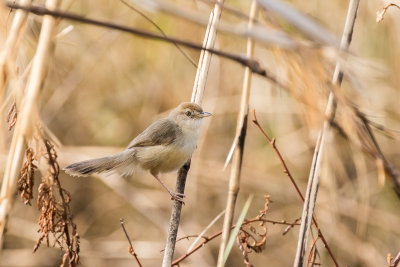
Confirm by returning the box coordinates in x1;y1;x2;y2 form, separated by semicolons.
152;174;185;203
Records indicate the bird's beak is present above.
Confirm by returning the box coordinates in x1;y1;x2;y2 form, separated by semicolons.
199;111;212;118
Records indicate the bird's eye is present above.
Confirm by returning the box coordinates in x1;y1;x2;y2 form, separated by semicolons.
185;111;192;117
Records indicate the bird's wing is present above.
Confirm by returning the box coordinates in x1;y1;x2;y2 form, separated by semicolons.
127;118;181;148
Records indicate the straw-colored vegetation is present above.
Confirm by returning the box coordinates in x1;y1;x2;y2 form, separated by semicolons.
0;0;399;266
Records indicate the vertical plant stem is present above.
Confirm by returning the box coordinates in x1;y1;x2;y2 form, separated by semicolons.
191;0;225;105
0;0;32;91
217;1;257;266
293;0;359;266
0;0;61;249
162;1;224;266
0;0;32;150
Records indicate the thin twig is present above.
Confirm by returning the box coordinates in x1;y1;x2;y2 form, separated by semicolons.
376;3;400;22
120;218;143;267
294;1;359;266
252;110;303;201
252;111;338;265
217;1;257;266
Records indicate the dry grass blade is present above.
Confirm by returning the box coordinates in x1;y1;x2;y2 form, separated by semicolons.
217;1;257;265
222;195;253;265
293;0;359;266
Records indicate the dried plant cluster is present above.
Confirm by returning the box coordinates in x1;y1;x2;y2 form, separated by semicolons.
1;0;399;266
237;195;269;256
17;147;36;205
33;140;80;265
16;137;80;266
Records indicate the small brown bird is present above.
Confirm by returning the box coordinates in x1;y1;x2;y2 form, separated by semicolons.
64;102;211;201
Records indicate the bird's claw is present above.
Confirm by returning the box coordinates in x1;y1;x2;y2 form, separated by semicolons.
170;192;185;204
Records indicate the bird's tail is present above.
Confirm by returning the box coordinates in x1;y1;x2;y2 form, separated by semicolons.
64;150;136;177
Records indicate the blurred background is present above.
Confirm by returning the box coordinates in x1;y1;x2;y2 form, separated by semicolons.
1;0;400;266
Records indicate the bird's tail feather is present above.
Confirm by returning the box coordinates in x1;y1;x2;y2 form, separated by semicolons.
64;150;136;177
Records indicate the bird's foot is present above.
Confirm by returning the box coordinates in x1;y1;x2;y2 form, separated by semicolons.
169;192;185;204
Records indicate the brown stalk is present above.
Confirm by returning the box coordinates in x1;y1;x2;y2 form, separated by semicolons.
217;1;257;265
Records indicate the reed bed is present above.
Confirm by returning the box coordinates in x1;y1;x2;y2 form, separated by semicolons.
0;0;399;266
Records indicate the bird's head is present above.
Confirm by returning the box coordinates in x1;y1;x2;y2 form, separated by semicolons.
170;102;212;130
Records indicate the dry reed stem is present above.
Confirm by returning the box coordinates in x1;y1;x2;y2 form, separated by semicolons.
190;0;224;105
162;1;224;265
293;0;359;266
0;0;31;92
217;1;257;266
0;0;61;249
0;0;32;150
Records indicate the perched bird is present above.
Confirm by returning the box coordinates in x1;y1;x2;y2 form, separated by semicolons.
64;102;211;201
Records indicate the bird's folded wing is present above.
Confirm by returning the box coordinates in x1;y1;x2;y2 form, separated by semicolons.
127;118;182;148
